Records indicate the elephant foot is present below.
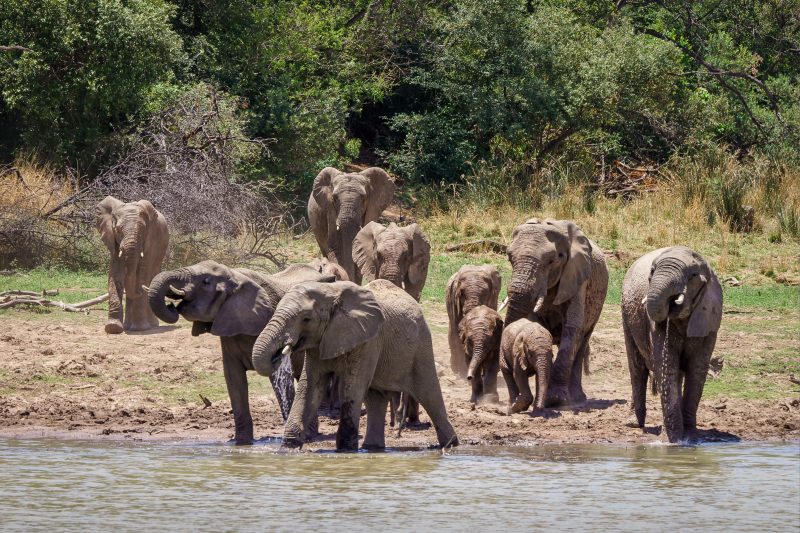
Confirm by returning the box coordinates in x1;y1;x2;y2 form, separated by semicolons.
479;392;500;405
403;420;431;431
508;398;532;414
361;442;386;451
281;437;304;449
229;436;254;446
545;385;571;408
105;319;124;334
569;386;588;405
437;434;459;448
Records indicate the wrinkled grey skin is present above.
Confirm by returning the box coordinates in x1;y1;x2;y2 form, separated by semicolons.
500;318;553;413
96;196;168;334
503;218;608;407
446;265;502;378
147;260;333;444
458;305;503;404
308;167;395;284
308;257;349;281
621;246;722;443
251;280;458;452
353;222;430;301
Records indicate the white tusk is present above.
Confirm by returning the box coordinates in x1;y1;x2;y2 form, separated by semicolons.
281;344;292;355
169;284;186;296
498;296;509;312
141;285;150;293
140;252;144;258
641;296;648;305
336;224;340;231
118;250;123;258
674;293;685;305
401;281;406;290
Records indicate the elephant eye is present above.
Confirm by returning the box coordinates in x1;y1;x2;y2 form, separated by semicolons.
558;252;566;259
203;278;211;285
302;317;311;323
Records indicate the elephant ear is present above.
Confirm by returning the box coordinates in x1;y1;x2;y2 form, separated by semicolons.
134;199;158;225
405;223;430;286
361;167;395;224
687;272;723;337
311;167;341;212
210;275;274;337
481;264;502;309
95;196;124;252
320;283;385;360
352;221;385;282
446;272;468;378
552;221;593;306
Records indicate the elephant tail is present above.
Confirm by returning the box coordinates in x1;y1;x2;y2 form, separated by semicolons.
650;372;657;395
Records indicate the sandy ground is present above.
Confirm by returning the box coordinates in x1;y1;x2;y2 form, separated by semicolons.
0;304;798;448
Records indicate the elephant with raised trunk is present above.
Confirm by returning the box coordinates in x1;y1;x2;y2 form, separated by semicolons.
500;318;553;414
353;222;431;301
446;265;502;378
504;219;608;407
621;246;723;443
96;196;168;334
251;280;458;451
308;167;395;284
147;260;334;444
458;305;503;404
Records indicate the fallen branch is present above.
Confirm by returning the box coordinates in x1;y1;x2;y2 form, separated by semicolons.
445;239;507;254
0;289;59;298
0;292;108;312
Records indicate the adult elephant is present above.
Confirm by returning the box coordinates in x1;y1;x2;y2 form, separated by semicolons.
251;280;458;451
446;264;502;378
621;246;723;443
96;196;168;334
147;260;334;444
504;218;608;407
308;167;395;284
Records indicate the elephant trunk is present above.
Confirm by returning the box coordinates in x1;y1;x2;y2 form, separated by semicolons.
252;310;295;377
336;209;360;281
147;270;190;323
467;339;487;380
504;261;544;326
378;262;403;288
656;323;684;442
647;259;686;323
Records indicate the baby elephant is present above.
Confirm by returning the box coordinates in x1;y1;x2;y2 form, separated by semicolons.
458;306;503;404
500;318;554;414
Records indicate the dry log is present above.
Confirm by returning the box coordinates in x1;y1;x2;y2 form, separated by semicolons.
0;289;59;298
445;239;507;254
0;293;109;312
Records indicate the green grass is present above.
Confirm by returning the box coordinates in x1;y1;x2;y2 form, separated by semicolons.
703;348;800;400
0;268;107;303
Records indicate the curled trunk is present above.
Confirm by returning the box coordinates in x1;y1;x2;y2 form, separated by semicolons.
148;270;190;323
252;313;292;376
647;260;685;323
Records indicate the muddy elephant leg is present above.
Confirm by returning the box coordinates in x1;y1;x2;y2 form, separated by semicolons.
284;363;326;448
405;396;420;425
624;327;649;429
547;324;583;407
105;260;125;334
336;377;368;452
510;364;533;413
411;359;458;447
222;351;253;444
481;356;500;403
363;389;389;450
568;336;590;405
501;366;519;407
470;374;484;405
681;333;716;433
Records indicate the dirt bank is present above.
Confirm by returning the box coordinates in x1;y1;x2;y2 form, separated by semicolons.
0;305;798;448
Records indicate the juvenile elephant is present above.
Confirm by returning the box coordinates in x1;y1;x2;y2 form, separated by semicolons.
251;280;459;451
96;196;169;334
458;305;503;404
621;246;723;443
352;222;431;301
147;260;333;444
308;167;395;283
308;257;349;281
446;265;502;377
503;219;608;407
500;318;553;414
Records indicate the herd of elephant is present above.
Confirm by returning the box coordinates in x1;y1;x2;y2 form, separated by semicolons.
95;166;723;450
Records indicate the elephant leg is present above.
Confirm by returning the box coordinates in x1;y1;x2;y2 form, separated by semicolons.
222;351;253;445
481;356;500;403
681;333;716;433
470;375;484;404
363;389;389;450
547;324;582;407
568;336;591;405
510;364;533;413
389;392;400;427
336;379;368;452
411;359;458;447
105;261;124;334
405;396;421;425
502;366;519;408
284;363;326;448
624;327;649;429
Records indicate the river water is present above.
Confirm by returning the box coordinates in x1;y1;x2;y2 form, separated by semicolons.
0;439;798;532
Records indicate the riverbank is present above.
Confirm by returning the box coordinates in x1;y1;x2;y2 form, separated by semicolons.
1;299;797;448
